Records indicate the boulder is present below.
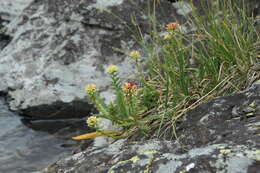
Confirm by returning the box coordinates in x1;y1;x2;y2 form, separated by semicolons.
0;0;185;119
43;83;260;173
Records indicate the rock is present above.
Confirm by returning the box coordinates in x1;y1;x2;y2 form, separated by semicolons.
0;0;184;119
43;140;260;173
177;82;260;150
43;83;260;173
0;0;33;22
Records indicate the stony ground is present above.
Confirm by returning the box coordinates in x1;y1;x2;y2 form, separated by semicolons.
43;83;260;173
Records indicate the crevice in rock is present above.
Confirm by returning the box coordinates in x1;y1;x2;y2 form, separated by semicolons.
81;22;121;32
0;92;8;105
0;33;11;50
20;118;88;134
19;99;98;120
0;90;12;107
0;16;12;51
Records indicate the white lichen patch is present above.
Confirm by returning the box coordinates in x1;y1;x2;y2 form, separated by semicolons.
188;145;217;158
88;0;124;10
226;157;252;173
185;163;195;171
214;145;260;173
63;151;85;163
134;141;167;154
138;158;152;167
156;160;182;173
105;139;126;154
162;153;187;160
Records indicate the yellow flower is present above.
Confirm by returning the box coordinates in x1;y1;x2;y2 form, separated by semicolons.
86;116;99;127
163;33;172;40
122;82;137;94
166;22;179;31
85;84;97;94
129;50;141;59
107;65;119;74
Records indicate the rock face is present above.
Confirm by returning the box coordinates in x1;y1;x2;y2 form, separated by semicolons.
0;0;33;21
43;83;260;173
0;0;184;119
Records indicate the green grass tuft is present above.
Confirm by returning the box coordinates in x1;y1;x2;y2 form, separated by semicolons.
82;0;260;140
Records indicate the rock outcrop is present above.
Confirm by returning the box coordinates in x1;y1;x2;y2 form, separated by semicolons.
0;0;33;21
43;83;260;173
1;0;259;172
0;0;185;119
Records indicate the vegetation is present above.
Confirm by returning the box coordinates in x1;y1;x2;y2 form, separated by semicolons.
73;0;260;140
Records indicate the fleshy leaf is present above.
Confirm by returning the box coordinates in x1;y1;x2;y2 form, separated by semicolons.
72;132;103;140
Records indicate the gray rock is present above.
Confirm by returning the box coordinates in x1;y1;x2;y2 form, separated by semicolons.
0;0;183;119
0;0;33;22
177;83;260;150
42;84;260;173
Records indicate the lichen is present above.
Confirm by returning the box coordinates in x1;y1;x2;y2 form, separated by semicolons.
142;150;157;155
130;156;140;163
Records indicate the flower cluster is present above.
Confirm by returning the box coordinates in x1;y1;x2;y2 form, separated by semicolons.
162;22;179;41
165;22;179;32
86;116;99;128
107;65;118;74
129;50;141;59
122;82;137;95
85;84;97;95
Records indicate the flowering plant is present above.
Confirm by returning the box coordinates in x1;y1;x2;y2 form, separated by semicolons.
73;60;159;140
72;0;260;141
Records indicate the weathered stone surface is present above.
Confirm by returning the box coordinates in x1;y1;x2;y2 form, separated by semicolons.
177;83;260;150
44;141;260;173
43;83;260;173
0;0;33;21
0;0;183;119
